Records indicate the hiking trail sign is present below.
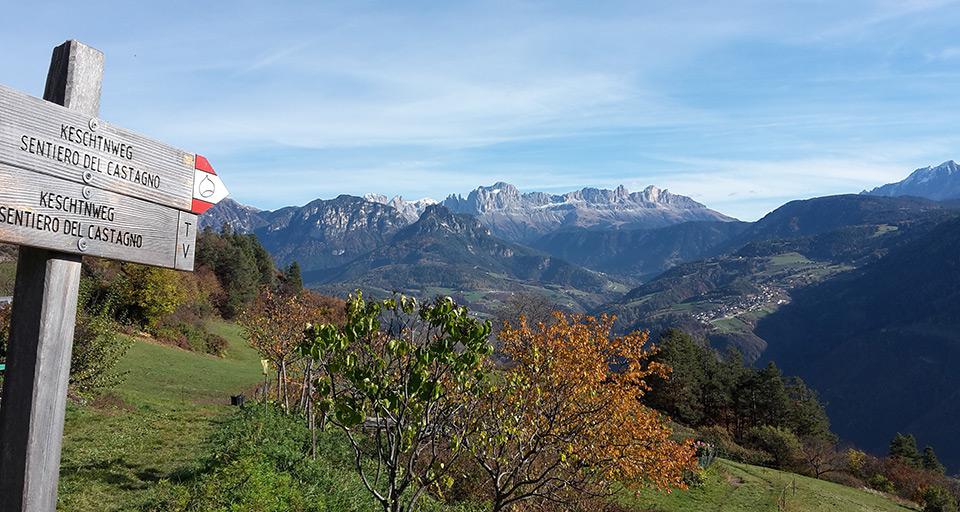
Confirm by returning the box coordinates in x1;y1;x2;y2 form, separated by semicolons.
0;40;228;511
0;80;229;270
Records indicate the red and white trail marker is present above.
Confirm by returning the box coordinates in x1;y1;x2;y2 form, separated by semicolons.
191;154;229;214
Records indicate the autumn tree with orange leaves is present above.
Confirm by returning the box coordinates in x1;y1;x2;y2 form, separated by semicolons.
466;313;697;511
242;289;343;413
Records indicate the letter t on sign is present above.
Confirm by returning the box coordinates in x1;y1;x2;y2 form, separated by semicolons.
0;41;103;512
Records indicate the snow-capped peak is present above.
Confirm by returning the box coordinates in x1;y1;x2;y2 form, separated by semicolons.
864;160;960;201
365;193;437;222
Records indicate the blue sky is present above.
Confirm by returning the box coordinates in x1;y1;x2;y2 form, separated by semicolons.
2;1;959;220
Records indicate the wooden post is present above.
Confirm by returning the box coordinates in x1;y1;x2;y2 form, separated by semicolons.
0;40;103;512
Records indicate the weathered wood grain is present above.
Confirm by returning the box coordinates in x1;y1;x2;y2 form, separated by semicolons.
0;83;196;211
42;40;103;116
0;39;100;512
0;163;190;269
0;249;81;512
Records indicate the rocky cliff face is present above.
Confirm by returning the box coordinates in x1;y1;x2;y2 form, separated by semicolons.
864;160;960;201
259;195;410;271
200;195;409;271
442;182;734;242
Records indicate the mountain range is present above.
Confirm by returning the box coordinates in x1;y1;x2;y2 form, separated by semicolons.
201;182;718;313
308;204;622;315
202;182;730;273
201;162;960;470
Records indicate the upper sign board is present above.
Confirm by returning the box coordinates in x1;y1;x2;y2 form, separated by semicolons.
0;84;227;215
0;83;228;269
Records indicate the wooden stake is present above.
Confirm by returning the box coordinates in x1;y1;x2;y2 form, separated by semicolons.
0;40;103;512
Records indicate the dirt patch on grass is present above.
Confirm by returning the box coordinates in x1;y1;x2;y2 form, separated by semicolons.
89;392;135;414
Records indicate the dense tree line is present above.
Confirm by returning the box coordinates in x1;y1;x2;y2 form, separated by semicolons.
645;328;960;510
195;226;278;318
645;328;831;442
890;433;946;474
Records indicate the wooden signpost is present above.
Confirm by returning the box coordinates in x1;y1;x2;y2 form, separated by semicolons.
0;40;229;511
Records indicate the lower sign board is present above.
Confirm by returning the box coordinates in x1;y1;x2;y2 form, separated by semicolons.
0;162;196;270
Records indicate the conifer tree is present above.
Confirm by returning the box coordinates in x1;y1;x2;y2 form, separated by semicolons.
282;262;303;295
922;446;946;474
889;433;921;467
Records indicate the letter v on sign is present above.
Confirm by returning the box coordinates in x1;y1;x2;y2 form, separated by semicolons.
191;155;229;214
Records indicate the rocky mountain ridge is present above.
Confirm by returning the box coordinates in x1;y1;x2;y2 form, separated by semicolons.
311;204;620;314
863;160;960;201
440;182;734;242
199;181;733;269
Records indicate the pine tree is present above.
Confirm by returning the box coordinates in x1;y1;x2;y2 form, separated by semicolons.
922;446;946;474
646;329;709;425
889;433;921;467
784;377;832;440
281;262;303;295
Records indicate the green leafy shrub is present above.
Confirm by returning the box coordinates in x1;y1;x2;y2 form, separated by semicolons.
0;298;129;401
922;486;959;512
117;264;187;328
69;312;132;401
698;425;772;467
868;473;895;494
301;292;493;512
744;425;802;471
846;448;868;477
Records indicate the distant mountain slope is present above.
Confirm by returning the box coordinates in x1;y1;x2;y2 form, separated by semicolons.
531;221;749;279
200;198;269;234
310;205;624;315
200;195;410;271
442;182;735;243
601;195;957;360
255;196;410;271
864;160;960;201
200;181;736;279
731;194;946;244
756;214;960;472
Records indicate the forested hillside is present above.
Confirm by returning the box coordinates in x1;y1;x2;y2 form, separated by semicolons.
758;214;960;472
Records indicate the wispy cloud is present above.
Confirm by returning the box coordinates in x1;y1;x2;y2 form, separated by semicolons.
927;46;960;60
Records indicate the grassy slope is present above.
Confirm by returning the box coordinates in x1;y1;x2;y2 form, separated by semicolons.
628;460;915;512
58;321;262;511
55;320;913;512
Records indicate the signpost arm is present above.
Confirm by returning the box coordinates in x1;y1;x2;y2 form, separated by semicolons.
0;40;103;512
